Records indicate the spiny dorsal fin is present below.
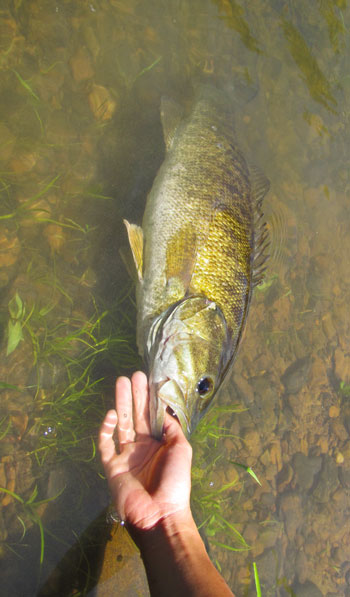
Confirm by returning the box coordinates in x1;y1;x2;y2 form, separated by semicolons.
250;165;270;206
160;96;183;151
250;166;270;287
123;219;144;281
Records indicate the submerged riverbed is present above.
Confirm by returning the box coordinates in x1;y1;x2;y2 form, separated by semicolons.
0;1;349;595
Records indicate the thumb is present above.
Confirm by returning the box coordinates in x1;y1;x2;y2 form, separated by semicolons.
162;411;191;450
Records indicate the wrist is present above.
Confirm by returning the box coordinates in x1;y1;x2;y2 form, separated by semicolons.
127;507;208;570
127;507;197;550
127;509;234;597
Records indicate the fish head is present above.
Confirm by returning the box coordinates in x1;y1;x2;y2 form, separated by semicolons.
147;296;229;439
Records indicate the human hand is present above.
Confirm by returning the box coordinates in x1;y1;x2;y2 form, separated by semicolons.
99;371;192;530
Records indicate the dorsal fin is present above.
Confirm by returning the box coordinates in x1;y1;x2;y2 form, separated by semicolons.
123;219;144;281
160;96;184;151
250;166;270;287
250;165;270;206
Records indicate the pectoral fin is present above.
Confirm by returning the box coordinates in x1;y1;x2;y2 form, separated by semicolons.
123;219;144;281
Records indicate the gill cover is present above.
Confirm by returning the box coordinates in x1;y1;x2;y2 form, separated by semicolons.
147;296;229;439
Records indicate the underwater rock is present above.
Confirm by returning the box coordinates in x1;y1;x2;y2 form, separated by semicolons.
339;465;350;489
334;348;350;384
321;312;336;341
292;579;323;597
70;46;94;82
276;462;294;492
312;455;339;503
10;150;37;174
295;549;309;584
88;84;117;121
335;451;344;465
330;419;348;443
281;356;311;394
328;405;340;418
292;452;322;491
242;428;261;460
10;412;28;439
0;122;16;162
255;548;279;591
0;230;20;268
279;492;303;541
47;467;69;501
44;224;65;252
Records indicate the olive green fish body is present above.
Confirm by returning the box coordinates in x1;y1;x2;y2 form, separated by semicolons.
125;85;269;438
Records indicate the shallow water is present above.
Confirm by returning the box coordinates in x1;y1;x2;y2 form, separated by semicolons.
0;1;349;596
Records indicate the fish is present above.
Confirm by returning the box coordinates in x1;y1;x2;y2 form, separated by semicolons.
124;84;269;439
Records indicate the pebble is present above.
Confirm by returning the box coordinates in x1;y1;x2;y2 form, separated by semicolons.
10;413;28;439
335;452;344;465
295;549;308;584
293;452;322;491
322;312;336;340
269;441;283;472
279;492;302;541
0;231;20;267
70;46;94;82
281;357;311;394
331;419;348;442
277;463;294;492
242;428;261;459
10;151;37;173
312;455;339;503
334;348;350;384
292;579;323;597
255;548;279;589
44;224;65;252
329;405;339;418
88;84;117;121
0;122;15;161
339;466;350;489
243;522;258;544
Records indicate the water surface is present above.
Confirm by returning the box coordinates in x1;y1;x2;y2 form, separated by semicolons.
0;1;349;596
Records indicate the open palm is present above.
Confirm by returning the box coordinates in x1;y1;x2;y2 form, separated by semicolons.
99;372;192;530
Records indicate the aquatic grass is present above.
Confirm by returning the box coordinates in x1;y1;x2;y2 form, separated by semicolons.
0;415;12;441
191;402;252;553
253;562;262;597
12;69;40;101
230;461;262;486
339;380;350;397
191;403;245;448
6;292;26;355
35;216;96;236
0;484;65;565
0;175;60;221
11;284;139;469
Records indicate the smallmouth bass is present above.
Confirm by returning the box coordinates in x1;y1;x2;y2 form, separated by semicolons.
125;85;269;439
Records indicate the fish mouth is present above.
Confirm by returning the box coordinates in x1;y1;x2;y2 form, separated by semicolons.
150;378;190;439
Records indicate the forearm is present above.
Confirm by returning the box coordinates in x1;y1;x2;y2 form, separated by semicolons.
128;510;235;597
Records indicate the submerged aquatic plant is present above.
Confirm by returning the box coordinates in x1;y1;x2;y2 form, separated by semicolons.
0;484;65;564
6;292;26;355
20;289;139;468
191;402;250;554
253;561;262;597
1;280;140;573
339;380;350;397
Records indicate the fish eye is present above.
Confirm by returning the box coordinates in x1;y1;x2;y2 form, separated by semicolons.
196;376;214;397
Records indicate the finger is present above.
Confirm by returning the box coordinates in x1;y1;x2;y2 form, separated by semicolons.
131;371;151;437
99;409;118;465
163;411;191;449
116;376;135;445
